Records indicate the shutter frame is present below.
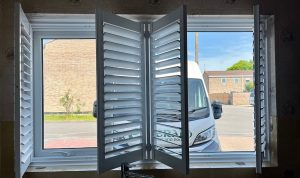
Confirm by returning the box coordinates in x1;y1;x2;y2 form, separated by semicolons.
254;4;269;174
96;10;144;173
150;5;189;175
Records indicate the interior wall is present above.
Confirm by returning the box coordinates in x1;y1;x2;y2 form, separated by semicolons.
0;0;300;178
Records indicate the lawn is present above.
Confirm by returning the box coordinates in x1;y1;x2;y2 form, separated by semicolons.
44;114;96;122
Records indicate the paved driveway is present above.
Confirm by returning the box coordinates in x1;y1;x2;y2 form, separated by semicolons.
44;105;254;151
216;105;254;151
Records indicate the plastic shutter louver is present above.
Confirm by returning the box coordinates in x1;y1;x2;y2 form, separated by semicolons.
97;11;144;173
259;17;267;158
15;3;33;178
254;4;268;174
151;6;189;175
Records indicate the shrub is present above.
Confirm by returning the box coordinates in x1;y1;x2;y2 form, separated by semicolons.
59;89;74;114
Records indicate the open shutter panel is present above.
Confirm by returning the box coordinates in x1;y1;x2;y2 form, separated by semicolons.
254;4;267;174
15;3;33;178
150;6;189;174
96;10;144;173
259;16;268;159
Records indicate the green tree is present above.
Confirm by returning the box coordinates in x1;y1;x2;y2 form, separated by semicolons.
244;81;254;92
227;60;253;71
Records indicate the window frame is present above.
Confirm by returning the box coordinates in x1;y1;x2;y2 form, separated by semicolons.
28;13;277;171
187;15;277;169
32;14;97;158
221;78;227;85
233;78;239;84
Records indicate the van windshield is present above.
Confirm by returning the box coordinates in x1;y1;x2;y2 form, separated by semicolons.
188;79;208;112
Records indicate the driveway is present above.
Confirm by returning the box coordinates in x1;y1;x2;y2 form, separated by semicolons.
215;105;254;151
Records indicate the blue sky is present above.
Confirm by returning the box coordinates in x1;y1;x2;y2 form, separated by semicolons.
187;32;253;72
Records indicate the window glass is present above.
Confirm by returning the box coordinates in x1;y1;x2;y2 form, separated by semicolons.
188;79;208;111
187;32;254;152
221;78;227;85
43;39;97;149
233;78;239;84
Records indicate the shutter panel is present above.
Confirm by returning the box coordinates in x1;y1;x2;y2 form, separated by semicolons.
96;10;144;173
259;16;267;159
150;6;189;174
254;4;267;174
15;3;33;178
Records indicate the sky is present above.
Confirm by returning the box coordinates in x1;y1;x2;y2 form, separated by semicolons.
187;32;253;72
43;32;253;72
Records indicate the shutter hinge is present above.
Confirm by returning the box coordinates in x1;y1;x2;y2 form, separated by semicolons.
146;144;152;151
144;30;150;39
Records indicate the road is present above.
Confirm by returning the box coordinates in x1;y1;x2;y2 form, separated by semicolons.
44;105;254;151
215;105;254;151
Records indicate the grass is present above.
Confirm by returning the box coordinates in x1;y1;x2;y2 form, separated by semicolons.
44;114;96;122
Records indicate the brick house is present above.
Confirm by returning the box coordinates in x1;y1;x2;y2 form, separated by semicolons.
203;70;253;94
203;70;253;105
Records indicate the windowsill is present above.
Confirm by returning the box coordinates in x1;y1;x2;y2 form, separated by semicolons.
28;152;259;172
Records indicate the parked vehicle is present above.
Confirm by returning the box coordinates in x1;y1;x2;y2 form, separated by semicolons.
155;61;222;153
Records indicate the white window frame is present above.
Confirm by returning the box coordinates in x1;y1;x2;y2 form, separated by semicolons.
187;14;277;170
25;13;277;172
31;14;98;164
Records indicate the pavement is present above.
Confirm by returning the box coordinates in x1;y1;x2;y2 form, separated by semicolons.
215;105;254;151
44;105;254;151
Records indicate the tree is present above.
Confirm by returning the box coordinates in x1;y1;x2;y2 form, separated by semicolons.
244;81;254;92
227;60;253;71
59;89;74;114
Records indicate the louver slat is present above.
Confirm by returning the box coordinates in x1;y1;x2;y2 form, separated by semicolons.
104;115;142;124
104;58;141;70
97;11;144;173
103;32;140;48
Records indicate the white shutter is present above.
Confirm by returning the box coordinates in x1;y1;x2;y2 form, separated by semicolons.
15;3;33;178
96;6;188;174
96;10;144;173
150;6;189;174
254;4;268;174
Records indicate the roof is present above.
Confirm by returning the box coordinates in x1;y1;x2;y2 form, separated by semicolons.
203;70;253;77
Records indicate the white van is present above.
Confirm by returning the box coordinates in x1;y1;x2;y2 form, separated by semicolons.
155;61;222;153
93;61;222;153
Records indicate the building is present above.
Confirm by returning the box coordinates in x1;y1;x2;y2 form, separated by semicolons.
203;70;253;94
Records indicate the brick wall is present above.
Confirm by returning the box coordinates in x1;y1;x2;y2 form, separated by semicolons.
43;39;96;112
207;77;253;93
208;93;230;104
231;92;251;105
209;92;251;105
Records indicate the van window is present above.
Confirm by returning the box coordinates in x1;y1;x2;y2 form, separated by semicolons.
188;79;208;111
